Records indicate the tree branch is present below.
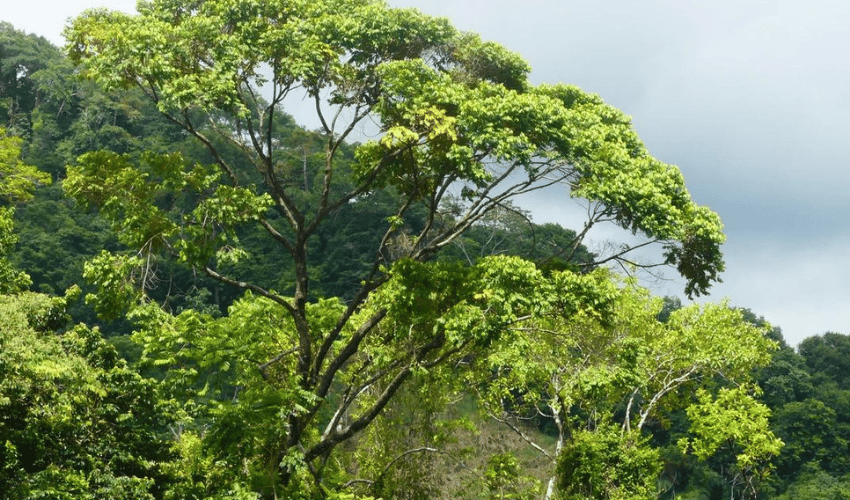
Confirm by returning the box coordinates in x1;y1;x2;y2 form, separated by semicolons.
488;411;552;459
258;347;299;381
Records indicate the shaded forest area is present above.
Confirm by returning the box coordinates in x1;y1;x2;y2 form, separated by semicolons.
1;6;849;499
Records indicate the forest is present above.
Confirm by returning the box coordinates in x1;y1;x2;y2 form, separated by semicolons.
1;1;848;499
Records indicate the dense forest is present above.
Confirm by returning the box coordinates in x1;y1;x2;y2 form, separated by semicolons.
1;2;848;499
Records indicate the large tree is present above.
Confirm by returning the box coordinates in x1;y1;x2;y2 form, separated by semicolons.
63;0;726;495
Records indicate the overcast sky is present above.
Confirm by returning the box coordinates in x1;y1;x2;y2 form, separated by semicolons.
5;0;848;345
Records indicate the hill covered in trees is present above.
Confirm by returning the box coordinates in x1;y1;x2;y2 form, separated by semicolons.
1;5;848;499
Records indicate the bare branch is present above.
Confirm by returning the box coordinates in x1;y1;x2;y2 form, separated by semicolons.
590;239;661;268
488;411;552;459
258;347;299;381
258;219;295;255
636;366;699;431
202;265;295;315
313;307;388;400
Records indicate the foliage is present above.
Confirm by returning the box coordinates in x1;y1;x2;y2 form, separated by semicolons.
484;452;540;500
799;332;850;388
678;386;783;499
65;0;724;295
60;0;729;495
0;128;50;293
8;8;850;500
0;206;29;293
0;23;64;140
772;463;850;500
437;198;596;270
2;22;212;328
0;129;50;203
749;331;850;497
556;423;660;500
0;291;173;500
473;275;778;499
11;184;114;293
771;398;850;479
755;344;814;409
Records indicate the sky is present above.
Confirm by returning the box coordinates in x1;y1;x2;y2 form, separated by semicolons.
5;0;849;346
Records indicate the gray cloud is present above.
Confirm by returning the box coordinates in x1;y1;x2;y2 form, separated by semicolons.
392;0;850;344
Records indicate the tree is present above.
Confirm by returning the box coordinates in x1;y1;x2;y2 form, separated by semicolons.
772;398;850;480
471;273;779;499
0;130;49;202
0;290;176;500
0;125;175;499
755;336;813;410
2;21;191;175
750;329;850;498
0;128;50;293
0;23;61;137
678;386;783;500
557;423;661;500
799;332;850;388
772;463;850;500
64;0;726;494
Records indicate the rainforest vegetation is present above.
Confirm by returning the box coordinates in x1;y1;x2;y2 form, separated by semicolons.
1;3;848;498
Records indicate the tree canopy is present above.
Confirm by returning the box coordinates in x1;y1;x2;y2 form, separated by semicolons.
57;0;730;496
65;0;724;297
0;291;174;500
0;129;50;293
